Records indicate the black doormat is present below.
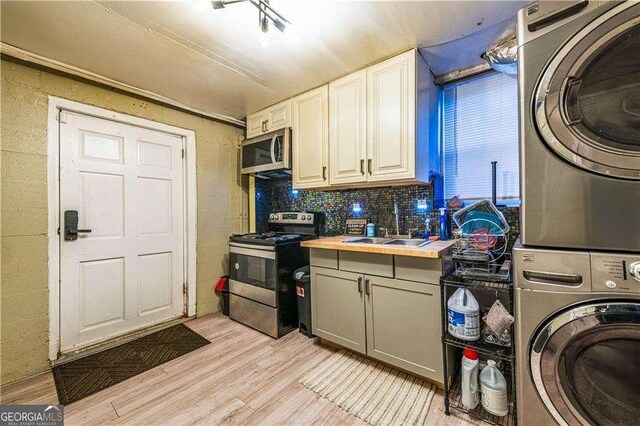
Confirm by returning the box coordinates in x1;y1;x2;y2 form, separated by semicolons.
52;324;209;405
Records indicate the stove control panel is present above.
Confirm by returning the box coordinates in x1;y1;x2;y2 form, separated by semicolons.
591;253;640;293
269;212;315;224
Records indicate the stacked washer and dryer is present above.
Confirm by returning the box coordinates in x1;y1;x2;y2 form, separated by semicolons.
515;1;640;425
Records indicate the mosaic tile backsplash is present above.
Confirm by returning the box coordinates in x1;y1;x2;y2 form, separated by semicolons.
255;178;520;244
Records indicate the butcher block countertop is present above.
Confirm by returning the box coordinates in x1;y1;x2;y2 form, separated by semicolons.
301;236;455;258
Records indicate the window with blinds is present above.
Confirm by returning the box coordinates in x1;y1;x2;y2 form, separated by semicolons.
442;71;520;202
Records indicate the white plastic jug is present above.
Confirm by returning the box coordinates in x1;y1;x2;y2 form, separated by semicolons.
480;360;508;416
447;287;480;340
461;348;479;410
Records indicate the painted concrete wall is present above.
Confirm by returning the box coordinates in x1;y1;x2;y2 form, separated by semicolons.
0;59;248;385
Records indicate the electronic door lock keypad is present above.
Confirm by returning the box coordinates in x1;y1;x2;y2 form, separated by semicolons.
64;210;92;241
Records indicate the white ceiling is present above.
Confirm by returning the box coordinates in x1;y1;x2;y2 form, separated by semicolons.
0;0;526;123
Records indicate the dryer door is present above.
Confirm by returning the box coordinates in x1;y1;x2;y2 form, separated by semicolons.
535;2;640;180
530;302;640;426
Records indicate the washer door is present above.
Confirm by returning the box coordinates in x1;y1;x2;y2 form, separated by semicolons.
530;302;640;426
534;2;640;180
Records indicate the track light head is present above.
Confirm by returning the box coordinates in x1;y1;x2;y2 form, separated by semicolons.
211;1;226;9
273;19;286;32
260;15;269;33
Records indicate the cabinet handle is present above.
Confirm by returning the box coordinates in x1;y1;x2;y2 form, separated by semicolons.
261;121;265;132
365;278;370;296
264;119;269;131
367;159;372;175
357;276;363;293
322;166;327;180
360;159;365;175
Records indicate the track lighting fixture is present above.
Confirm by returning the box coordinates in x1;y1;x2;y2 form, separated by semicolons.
196;0;291;41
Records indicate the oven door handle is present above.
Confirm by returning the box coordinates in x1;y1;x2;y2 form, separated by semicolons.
229;244;276;260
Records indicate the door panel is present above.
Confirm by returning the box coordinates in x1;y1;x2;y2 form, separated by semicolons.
330;70;367;185
246;110;268;138
534;4;640;180
292;86;329;189
137;252;173;314
79;172;124;238
60;111;184;352
311;267;366;353
367;51;416;182
268;99;292;130
137;177;172;235
365;276;442;381
531;301;640;425
79;257;125;329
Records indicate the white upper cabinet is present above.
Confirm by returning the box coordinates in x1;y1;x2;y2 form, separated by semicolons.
367;51;416;182
246;49;437;189
329;70;367;185
292;85;329;189
246;110;268;138
267;99;292;130
245;99;292;138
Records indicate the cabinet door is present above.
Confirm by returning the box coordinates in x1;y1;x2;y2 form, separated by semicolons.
292;86;329;189
329;70;367;185
246;110;268;138
365;275;443;381
366;50;416;182
311;266;366;354
267;99;292;131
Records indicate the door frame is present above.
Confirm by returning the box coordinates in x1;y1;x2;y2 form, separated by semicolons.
46;96;197;361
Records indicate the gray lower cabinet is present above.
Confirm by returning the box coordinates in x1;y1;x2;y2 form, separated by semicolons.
311;266;366;354
311;264;443;383
365;276;442;381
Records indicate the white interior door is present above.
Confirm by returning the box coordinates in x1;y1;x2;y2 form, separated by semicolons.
59;111;185;353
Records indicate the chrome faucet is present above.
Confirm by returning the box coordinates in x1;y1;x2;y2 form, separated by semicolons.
394;203;400;236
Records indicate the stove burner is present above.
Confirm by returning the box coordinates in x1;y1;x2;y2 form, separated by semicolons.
229;232;304;245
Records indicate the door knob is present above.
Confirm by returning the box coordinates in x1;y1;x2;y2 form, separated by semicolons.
64;210;92;241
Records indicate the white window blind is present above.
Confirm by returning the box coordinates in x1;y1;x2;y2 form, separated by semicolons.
442;72;520;201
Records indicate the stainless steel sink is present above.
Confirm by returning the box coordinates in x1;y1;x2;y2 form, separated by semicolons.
343;237;392;244
343;237;431;247
383;239;432;247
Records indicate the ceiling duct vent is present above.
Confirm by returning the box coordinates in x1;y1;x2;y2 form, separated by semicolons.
481;36;517;75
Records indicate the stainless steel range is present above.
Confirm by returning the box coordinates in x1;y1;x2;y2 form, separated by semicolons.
228;211;323;338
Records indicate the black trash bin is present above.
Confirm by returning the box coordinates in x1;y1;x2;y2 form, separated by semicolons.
215;275;230;316
294;266;313;337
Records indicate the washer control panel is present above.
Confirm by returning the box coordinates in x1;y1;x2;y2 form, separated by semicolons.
591;253;640;293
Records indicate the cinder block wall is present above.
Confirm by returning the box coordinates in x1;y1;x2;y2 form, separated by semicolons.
0;58;248;385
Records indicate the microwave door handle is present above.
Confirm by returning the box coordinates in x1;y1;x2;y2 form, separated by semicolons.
270;135;277;163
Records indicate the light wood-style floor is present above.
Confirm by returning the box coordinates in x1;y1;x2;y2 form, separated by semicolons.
1;313;479;425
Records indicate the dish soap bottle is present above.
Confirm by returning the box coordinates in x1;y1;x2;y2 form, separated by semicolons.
480;360;508;416
447;287;480;341
461;347;479;410
439;208;449;240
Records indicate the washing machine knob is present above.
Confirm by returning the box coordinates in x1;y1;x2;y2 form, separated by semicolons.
629;261;640;282
605;280;617;289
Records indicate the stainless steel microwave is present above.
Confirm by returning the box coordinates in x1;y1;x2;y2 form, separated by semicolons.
240;128;291;176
